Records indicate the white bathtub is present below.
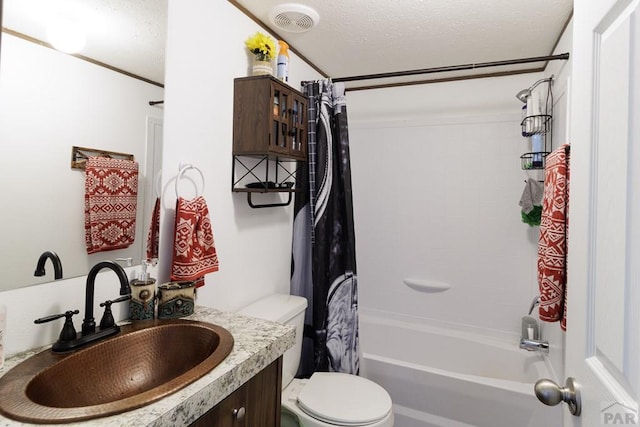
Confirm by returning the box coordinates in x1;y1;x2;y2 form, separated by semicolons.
359;314;562;427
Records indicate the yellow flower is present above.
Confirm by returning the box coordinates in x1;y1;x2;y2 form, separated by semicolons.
245;32;275;61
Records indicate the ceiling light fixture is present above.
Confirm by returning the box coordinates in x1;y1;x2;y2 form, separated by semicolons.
46;15;86;54
268;3;320;33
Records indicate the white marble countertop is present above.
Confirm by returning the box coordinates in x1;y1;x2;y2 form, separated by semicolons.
0;306;295;426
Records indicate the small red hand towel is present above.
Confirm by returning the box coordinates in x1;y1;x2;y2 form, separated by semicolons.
84;156;139;254
538;144;570;330
146;197;161;260
170;196;219;287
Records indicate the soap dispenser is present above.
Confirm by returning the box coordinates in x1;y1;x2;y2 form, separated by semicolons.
129;261;156;321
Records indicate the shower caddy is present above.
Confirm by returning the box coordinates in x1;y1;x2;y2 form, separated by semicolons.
519;77;553;170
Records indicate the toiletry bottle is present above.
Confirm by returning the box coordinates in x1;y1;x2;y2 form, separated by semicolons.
277;40;290;83
129;261;157;321
531;134;544;168
0;304;5;370
525;95;533;134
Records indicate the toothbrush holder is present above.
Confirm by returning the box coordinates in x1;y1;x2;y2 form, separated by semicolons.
129;278;157;321
157;281;196;319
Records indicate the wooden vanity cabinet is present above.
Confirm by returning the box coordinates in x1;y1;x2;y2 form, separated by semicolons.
190;357;283;427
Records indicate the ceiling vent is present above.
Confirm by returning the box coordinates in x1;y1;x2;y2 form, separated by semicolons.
268;4;319;33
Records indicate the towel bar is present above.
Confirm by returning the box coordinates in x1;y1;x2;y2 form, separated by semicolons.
71;146;134;170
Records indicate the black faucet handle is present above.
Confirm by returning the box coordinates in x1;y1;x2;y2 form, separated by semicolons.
34;309;80;324
35;310;79;343
99;295;132;308
99;295;131;329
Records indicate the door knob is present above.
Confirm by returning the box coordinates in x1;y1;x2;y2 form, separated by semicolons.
534;377;581;416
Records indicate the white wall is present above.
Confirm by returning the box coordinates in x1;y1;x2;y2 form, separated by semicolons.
156;0;322;312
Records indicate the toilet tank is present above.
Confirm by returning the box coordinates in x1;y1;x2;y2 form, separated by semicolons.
238;294;308;388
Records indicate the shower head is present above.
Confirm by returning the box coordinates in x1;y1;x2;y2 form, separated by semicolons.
516;76;554;103
516;88;531;103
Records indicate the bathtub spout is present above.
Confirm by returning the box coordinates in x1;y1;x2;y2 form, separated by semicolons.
519;338;549;353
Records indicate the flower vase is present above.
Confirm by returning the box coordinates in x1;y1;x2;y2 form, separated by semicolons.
252;55;273;76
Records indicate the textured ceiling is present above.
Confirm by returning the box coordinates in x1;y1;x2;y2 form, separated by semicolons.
241;0;573;78
2;0;573;87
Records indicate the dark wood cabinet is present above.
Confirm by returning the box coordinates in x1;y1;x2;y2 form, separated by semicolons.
232;75;308;207
233;75;307;161
190;358;282;427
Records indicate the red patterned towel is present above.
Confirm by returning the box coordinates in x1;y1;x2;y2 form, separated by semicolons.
84;156;139;254
538;144;570;330
146;197;160;260
170;196;219;287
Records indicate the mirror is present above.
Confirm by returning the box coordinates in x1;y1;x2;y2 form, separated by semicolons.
0;0;166;291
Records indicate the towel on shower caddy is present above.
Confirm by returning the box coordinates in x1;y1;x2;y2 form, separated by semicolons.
170;195;219;287
537;144;570;331
519;179;544;226
84;156;139;254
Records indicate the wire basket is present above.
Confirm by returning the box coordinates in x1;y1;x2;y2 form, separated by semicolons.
520;114;552;137
520;152;550;170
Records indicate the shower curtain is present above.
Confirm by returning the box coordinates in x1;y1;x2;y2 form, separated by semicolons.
290;80;359;377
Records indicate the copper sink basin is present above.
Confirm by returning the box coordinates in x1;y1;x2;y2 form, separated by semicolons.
0;319;233;424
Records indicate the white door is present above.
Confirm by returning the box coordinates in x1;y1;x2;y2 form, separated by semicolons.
565;0;640;425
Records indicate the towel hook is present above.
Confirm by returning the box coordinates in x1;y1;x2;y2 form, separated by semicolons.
175;164;205;199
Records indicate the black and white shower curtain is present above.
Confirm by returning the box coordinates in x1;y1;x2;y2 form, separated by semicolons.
290;80;359;377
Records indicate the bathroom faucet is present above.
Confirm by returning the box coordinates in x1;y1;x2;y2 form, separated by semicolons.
520;338;549;353
34;260;131;352
34;251;63;280
520;296;548;353
81;261;131;335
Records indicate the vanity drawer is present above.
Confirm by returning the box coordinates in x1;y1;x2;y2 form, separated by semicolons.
191;357;282;427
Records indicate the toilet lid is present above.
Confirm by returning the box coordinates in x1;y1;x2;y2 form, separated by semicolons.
297;373;392;426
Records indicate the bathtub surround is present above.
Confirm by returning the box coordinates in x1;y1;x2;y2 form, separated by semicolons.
349;81;541;336
291;80;360;376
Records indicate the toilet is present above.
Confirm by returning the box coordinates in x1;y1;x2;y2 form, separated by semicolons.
239;294;394;427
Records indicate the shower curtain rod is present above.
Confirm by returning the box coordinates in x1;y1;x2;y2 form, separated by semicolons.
332;52;570;83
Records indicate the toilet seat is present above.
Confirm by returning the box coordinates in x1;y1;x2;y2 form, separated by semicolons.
296;373;392;426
